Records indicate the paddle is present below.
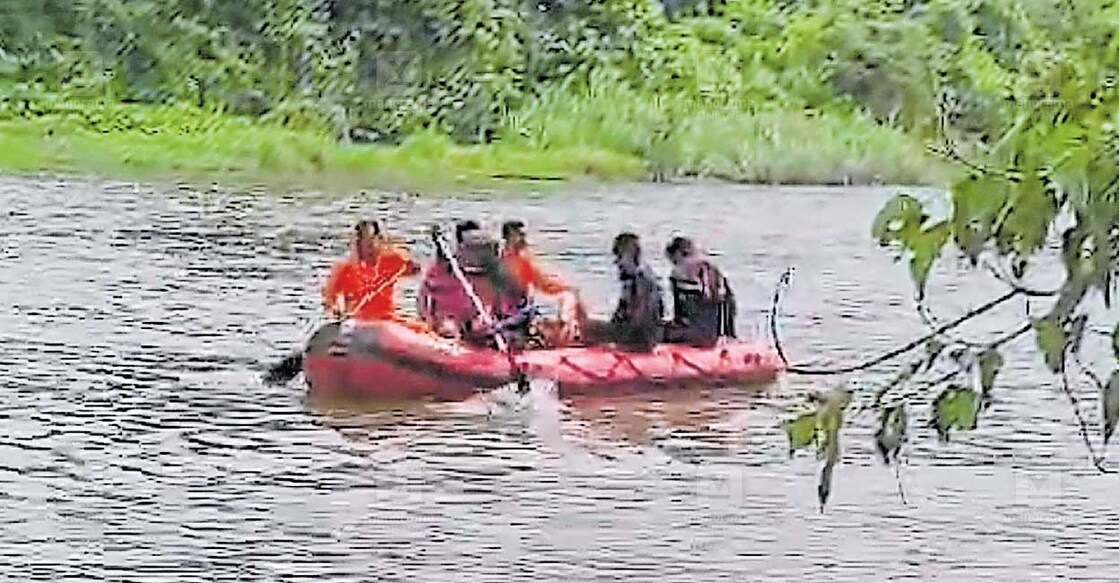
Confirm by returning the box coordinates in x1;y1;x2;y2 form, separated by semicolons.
263;264;406;386
430;226;532;394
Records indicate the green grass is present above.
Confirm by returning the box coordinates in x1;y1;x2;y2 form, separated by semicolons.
504;82;949;186
0;106;643;192
0;99;948;191
0;122;641;196
649;110;948;185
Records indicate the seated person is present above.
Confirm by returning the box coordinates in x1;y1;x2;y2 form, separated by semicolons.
323;218;419;321
582;232;664;351
499;220;582;348
663;236;737;347
419;221;527;348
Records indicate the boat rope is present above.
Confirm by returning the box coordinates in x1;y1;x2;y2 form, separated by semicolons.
770;268;1033;377
558;355;620;383
558;353;655;384
672;352;713;378
614;353;657;383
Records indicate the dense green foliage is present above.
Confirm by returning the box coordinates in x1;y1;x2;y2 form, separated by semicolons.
0;0;1048;183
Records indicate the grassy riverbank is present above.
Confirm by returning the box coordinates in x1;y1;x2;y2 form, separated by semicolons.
4;0;1003;191
0;101;946;191
0;113;640;191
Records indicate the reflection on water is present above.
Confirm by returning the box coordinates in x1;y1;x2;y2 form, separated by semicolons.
2;177;1118;582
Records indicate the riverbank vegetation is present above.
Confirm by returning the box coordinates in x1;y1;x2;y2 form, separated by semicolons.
0;0;1025;187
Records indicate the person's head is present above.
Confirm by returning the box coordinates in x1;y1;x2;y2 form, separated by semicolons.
455;220;481;245
456;220;498;273
501;220;527;251
665;236;694;265
352;219;382;260
612;232;642;272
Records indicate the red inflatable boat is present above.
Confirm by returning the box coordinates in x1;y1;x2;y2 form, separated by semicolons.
303;320;785;401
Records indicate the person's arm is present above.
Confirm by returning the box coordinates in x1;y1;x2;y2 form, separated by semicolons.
525;254;568;296
322;263;346;316
393;247;421;276
621;277;663;350
612;276;632;324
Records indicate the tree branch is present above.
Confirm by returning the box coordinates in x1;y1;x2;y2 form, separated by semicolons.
787;288;1024;376
1061;356;1114;474
983;259;1061;297
769;267;794;367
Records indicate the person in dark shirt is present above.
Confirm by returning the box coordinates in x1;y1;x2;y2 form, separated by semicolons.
664;236;736;347
584;232;665;351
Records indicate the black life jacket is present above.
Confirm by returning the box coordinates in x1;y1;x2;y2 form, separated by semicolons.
669;258;736;340
614;264;664;325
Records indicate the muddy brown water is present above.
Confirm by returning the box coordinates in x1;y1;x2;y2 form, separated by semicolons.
2;177;1117;582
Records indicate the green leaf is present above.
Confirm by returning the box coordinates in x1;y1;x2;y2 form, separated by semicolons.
872;193;924;244
932;386;979;441
817;388;852;443
908;220;951;298
996;180;1057;259
1054;275;1089;318
874;404;908;465
783;411;818;456
819;441;837;510
1105;372;1119;445
816;388;850;509
1032;316;1067;373
1061;225;1088;280
950;175;1009;264
977;348;1004;396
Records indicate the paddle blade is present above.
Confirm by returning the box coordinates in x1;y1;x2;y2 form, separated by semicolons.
515;371;531;395
264;352;303;386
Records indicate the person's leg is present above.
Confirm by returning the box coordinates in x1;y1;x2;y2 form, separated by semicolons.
580;318;616;345
614;319;662;352
721;295;738;339
663;321;687;344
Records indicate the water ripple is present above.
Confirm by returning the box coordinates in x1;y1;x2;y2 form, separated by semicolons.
2;177;1117;582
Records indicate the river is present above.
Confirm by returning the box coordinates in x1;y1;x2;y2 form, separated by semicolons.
2;177;1117;582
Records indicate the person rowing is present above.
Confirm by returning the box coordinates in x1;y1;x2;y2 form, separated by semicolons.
663;236;737;347
419;220;524;347
264;218;419;385
322;219;420;322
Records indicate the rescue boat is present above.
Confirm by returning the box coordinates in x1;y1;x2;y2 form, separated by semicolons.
303;319;784;400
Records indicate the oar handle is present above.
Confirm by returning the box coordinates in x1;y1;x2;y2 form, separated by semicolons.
341;264;408;320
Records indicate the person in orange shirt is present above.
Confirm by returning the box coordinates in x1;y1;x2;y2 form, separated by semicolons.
499;220;582;346
322;219;420;321
500;221;569;296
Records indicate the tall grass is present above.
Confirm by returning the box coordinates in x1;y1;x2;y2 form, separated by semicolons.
0;92;947;189
0;102;643;190
501;80;946;185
